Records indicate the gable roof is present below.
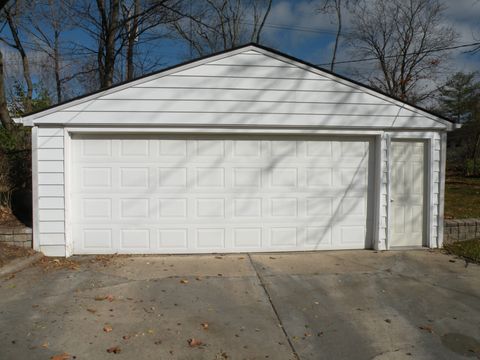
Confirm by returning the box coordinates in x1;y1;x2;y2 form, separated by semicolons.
17;43;456;130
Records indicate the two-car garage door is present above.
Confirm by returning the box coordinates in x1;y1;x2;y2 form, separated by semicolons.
71;135;373;254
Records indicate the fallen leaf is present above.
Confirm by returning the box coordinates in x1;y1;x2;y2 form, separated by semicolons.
195;277;202;281
41;342;49;349
187;338;203;347
103;325;113;333
106;294;114;302
215;256;223;259
269;256;276;260
106;346;121;354
154;339;162;345
86;308;97;314
50;353;70;360
201;322;209;330
385;319;392;324
180;279;189;284
419;325;433;333
122;335;130;340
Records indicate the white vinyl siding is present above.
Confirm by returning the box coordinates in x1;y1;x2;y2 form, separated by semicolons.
32;50;448;130
35;127;66;255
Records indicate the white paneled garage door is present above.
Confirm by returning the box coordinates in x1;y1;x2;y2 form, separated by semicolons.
71;135;373;254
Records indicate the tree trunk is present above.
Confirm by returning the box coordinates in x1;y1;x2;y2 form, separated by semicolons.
330;0;342;72
96;0;120;88
0;50;14;131
255;0;272;44
5;8;33;113
104;0;119;88
53;29;62;103
126;0;140;81
472;132;480;177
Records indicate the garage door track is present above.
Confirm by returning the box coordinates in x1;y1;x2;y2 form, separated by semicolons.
1;250;479;359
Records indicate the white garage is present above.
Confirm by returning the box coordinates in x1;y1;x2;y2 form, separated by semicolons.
17;44;455;256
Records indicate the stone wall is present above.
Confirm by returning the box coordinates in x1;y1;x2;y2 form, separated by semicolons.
444;219;480;245
0;225;32;248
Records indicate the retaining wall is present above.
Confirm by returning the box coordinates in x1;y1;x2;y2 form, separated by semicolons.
443;219;480;244
0;225;32;248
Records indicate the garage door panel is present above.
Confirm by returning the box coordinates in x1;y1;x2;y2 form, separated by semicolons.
72;135;372;254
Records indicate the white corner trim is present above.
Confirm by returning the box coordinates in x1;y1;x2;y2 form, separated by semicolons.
63;128;73;257
31;127;40;251
437;132;447;248
385;134;392;250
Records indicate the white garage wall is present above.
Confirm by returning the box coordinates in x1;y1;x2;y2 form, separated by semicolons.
34;127;66;256
32;128;445;256
26;45;450;256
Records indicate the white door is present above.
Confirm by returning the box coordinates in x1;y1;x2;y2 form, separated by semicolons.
390;141;425;247
70;135;373;254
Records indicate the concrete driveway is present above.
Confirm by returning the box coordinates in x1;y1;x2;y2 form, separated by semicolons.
0;250;479;360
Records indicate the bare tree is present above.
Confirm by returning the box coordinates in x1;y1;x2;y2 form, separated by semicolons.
0;0;12;126
23;0;75;103
1;2;34;112
70;0;181;89
173;0;273;57
317;0;358;72
0;51;12;129
348;0;457;103
123;0;141;80
120;0;181;81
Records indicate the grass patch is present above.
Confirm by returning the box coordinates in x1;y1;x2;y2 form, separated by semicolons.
445;176;480;219
444;239;480;264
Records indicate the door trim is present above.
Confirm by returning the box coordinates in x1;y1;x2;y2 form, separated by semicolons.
387;136;432;249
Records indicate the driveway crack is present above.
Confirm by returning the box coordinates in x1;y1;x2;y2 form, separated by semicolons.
247;254;300;360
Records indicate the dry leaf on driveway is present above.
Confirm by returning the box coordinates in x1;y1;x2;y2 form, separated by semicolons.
95;295;114;302
50;353;70;360
419;325;433;333
103;325;113;333
201;322;209;330
187;338;203;347
106;346;121;354
180;279;189;284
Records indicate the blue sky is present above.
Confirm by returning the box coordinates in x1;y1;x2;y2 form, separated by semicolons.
2;0;480;102
152;0;480;77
